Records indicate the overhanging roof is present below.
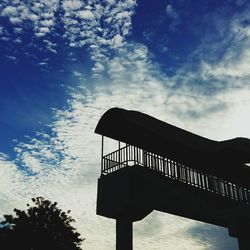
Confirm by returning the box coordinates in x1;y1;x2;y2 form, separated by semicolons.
95;108;250;187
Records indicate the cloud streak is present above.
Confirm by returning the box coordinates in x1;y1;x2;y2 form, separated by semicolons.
1;38;248;248
1;0;250;249
0;0;136;73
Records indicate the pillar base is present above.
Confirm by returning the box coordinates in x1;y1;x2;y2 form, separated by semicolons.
237;237;250;250
116;219;133;250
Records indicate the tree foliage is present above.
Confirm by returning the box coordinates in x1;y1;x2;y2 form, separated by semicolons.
0;197;84;250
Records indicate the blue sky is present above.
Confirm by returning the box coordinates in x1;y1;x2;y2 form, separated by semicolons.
1;0;250;249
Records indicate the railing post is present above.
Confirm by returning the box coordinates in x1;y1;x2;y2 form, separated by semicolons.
101;136;104;174
134;146;136;165
119;141;121;168
126;144;128;166
143;150;145;167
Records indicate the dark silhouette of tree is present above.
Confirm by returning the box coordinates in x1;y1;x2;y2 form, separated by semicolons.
0;197;84;250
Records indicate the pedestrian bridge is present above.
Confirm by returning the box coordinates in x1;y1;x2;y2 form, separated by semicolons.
102;143;250;205
95;108;250;250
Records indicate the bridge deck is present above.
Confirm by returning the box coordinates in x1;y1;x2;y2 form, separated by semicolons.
101;144;250;206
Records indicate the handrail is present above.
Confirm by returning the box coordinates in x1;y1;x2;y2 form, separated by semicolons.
103;144;129;158
101;144;250;205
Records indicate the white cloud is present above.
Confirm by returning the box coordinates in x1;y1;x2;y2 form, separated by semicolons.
31;2;44;13
62;0;82;11
166;4;181;31
40;19;54;27
0;0;58;41
0;26;8;36
43;39;57;53
1;6;18;16
35;32;46;37
29;14;39;21
14;27;22;33
0;54;245;250
111;34;123;48
201;50;250;78
39;27;50;33
5;55;17;61
166;4;178;19
198;12;250;80
77;10;95;19
2;37;249;249
73;70;83;77
92;62;105;74
116;10;131;19
62;0;136;73
0;0;136;71
9;16;22;24
0;1;249;249
42;12;54;19
13;37;22;43
1;36;9;41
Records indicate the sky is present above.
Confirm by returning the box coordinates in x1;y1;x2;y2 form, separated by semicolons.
0;0;250;249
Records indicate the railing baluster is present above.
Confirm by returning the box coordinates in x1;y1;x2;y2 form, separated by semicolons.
130;145;131;162
184;167;188;184
126;144;128;166
244;188;248;203
134;146;136;165
168;159;171;177
161;157;164;173
155;154;158;172
163;158;166;176
197;172;201;188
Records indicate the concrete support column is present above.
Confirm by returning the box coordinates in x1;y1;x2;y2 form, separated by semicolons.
238;237;250;250
116;219;133;250
227;213;250;250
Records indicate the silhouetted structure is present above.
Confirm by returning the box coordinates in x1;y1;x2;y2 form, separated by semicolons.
95;107;250;250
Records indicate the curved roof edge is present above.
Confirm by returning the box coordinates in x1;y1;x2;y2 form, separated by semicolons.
95;107;250;186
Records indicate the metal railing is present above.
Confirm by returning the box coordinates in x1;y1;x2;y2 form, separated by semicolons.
101;144;250;205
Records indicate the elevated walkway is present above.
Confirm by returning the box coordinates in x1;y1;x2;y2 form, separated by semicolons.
95;108;250;250
100;144;250;206
98;163;250;229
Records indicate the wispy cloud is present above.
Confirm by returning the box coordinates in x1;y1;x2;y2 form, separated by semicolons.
200;13;250;79
166;4;181;31
1;37;248;248
186;222;238;250
0;0;136;72
1;1;250;249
